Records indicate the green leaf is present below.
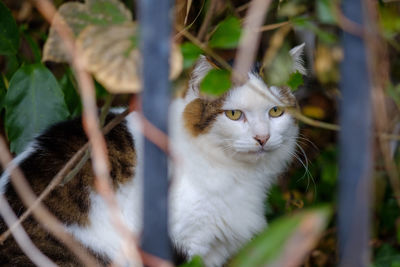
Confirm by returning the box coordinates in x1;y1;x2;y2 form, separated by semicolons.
230;206;331;267
181;42;203;69
316;0;337;24
209;16;242;49
379;6;400;37
179;256;204;267
5;64;70;154
0;1;20;55
60;72;82;118
287;71;304;91
374;244;400;267
200;69;231;96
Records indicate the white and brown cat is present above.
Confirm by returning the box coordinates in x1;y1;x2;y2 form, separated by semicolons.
0;44;305;266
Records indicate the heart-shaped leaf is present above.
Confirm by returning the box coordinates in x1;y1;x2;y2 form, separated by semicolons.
5;64;70;154
209;16;242;49
181;42;203;69
77;22;183;93
43;0;132;62
287;71;304;91
77;23;141;93
200;69;231;96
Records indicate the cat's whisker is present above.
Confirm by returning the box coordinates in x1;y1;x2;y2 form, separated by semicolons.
297;134;319;151
280;144;316;196
294;144;316;195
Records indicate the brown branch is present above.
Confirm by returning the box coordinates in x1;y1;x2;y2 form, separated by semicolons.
233;0;272;84
138;113;170;155
197;0;218;41
259;21;290;32
363;0;400;207
260;24;292;73
0;135;100;267
177;25;232;71
0;195;57;267
333;1;364;37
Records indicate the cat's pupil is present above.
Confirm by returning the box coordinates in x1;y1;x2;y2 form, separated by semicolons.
231;111;235;116
273;107;277;112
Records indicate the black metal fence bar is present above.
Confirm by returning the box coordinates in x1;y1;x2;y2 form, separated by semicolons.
338;0;372;266
138;0;173;261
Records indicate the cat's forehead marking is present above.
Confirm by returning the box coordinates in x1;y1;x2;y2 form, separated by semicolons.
183;97;225;137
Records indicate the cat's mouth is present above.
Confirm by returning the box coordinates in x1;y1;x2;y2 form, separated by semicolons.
244;148;268;155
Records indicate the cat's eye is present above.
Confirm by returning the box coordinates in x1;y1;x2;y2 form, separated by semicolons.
269;106;284;117
225;110;243;121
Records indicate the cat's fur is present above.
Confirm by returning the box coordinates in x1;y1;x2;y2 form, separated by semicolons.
0;44;304;267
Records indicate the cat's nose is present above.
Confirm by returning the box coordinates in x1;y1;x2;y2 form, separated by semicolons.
254;135;270;146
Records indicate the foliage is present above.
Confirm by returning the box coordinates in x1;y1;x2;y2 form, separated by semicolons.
0;0;400;266
200;69;231;96
5;64;70;154
230;206;331;267
208;16;242;49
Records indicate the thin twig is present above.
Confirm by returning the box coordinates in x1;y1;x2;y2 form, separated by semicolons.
177;25;232;71
100;94;115;127
260;24;292;73
260;21;290;32
197;0;217;41
289;108;341;131
332;0;364;37
0;195;57;267
233;0;272;84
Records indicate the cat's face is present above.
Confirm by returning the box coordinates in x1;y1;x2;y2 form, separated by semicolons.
183;76;298;163
183;45;304;164
212;76;298;161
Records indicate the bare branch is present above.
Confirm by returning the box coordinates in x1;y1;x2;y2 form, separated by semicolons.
0;195;57;267
233;0;272;84
362;0;400;208
177;25;232;71
197;0;218;41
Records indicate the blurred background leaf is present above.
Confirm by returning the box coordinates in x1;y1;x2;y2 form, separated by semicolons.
5;64;70;154
200;69;231;96
181;42;202;69
230;206;331;267
209;16;242;49
0;1;20;56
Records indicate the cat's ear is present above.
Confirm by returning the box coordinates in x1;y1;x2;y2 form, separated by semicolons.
289;43;306;75
186;56;214;100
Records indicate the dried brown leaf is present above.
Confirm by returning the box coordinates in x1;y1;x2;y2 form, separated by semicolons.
77;23;182;93
43;0;132;62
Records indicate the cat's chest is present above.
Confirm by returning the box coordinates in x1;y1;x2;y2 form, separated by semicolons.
169;169;267;259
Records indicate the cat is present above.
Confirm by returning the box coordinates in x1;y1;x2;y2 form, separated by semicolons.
0;44;305;267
